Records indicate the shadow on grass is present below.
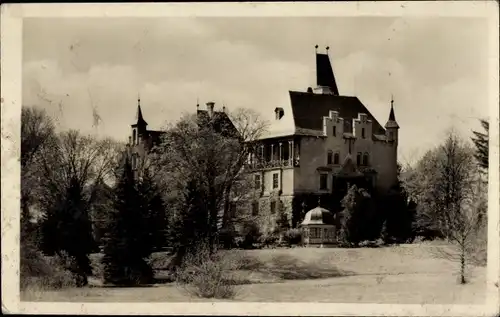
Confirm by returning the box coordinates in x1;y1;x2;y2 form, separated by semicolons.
233;253;351;281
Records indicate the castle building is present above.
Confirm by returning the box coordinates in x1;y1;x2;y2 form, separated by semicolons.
127;98;237;176
247;47;400;227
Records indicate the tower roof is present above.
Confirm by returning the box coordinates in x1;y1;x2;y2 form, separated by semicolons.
316;48;339;95
133;97;148;127
384;97;399;129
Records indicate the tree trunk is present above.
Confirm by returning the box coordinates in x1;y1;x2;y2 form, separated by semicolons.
460;245;466;284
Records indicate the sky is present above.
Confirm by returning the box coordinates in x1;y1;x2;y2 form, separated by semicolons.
22;16;491;164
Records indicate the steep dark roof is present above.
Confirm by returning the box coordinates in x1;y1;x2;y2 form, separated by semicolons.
288;91;386;135
132;105;148;127
316;53;339;95
197;110;240;138
384;101;400;129
147;130;166;147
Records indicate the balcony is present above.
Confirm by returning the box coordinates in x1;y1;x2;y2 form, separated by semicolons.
245;158;299;171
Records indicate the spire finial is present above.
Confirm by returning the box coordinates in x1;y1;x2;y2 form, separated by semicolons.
138;93;141;107
196;97;199;109
326;46;330;55
315;44;318;53
391;94;394;108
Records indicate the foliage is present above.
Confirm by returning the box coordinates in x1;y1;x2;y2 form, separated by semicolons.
41;177;96;286
240;220;262;249
101;158;154;286
150;108;268;265
402;130;485;284
282;228;302;246
338;185;365;246
471;119;489;172
275;200;290;233
20;251;76;291
137;168;169;252
34;128;121;286
175;244;239;299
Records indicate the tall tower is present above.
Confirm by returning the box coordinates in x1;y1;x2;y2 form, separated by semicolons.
131;96;148;146
385;96;400;187
384;96;399;144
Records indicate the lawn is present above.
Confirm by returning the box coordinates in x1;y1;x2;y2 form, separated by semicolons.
22;243;486;304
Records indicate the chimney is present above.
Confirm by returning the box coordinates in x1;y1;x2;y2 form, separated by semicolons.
206;102;215;117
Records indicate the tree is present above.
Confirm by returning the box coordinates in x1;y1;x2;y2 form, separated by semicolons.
38;130;120;286
20;106;57;283
151;108;268;266
403;130;484;283
338;185;361;246
137;168;169;252
471;119;488;172
102;157;154;285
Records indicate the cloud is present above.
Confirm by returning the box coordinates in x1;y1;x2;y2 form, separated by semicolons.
22;16;491;161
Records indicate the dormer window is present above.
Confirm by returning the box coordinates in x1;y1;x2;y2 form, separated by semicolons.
275;107;285;120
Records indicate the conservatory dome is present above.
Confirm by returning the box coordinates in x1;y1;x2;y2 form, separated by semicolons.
300;206;335;226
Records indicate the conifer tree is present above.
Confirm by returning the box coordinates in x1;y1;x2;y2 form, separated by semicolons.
339;185;362;246
40;176;95;286
137;168;169;252
102;157;154;285
471;119;488;172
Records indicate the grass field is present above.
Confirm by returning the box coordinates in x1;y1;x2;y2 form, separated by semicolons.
22;243;486;304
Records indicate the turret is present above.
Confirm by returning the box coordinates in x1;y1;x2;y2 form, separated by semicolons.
131;96;148;146
384;96;399;143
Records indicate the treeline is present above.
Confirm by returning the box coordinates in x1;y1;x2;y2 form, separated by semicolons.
20;105;268;288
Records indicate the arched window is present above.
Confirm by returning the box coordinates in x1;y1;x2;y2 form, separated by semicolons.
327;151;333;165
363;153;369;166
333;125;337;137
334;153;340;165
356;152;362;166
132;129;137;145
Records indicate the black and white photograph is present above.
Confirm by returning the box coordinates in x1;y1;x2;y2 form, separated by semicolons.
1;2;499;316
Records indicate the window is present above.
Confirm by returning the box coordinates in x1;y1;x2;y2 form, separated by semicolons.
327;151;333;165
333;125;337;137
363;153;369;166
254;174;261;190
310;228;319;239
272;173;279;189
132;129;137;145
270;201;276;214
361;128;365;139
252;201;259;216
319;174;328;190
334;153;340;165
356;152;362;166
389;132;394;140
131;155;136;170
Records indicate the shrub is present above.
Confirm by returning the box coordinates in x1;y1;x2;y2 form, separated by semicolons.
20;250;76;291
260;233;279;248
175;245;239;299
282;229;302;246
239;221;261;249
